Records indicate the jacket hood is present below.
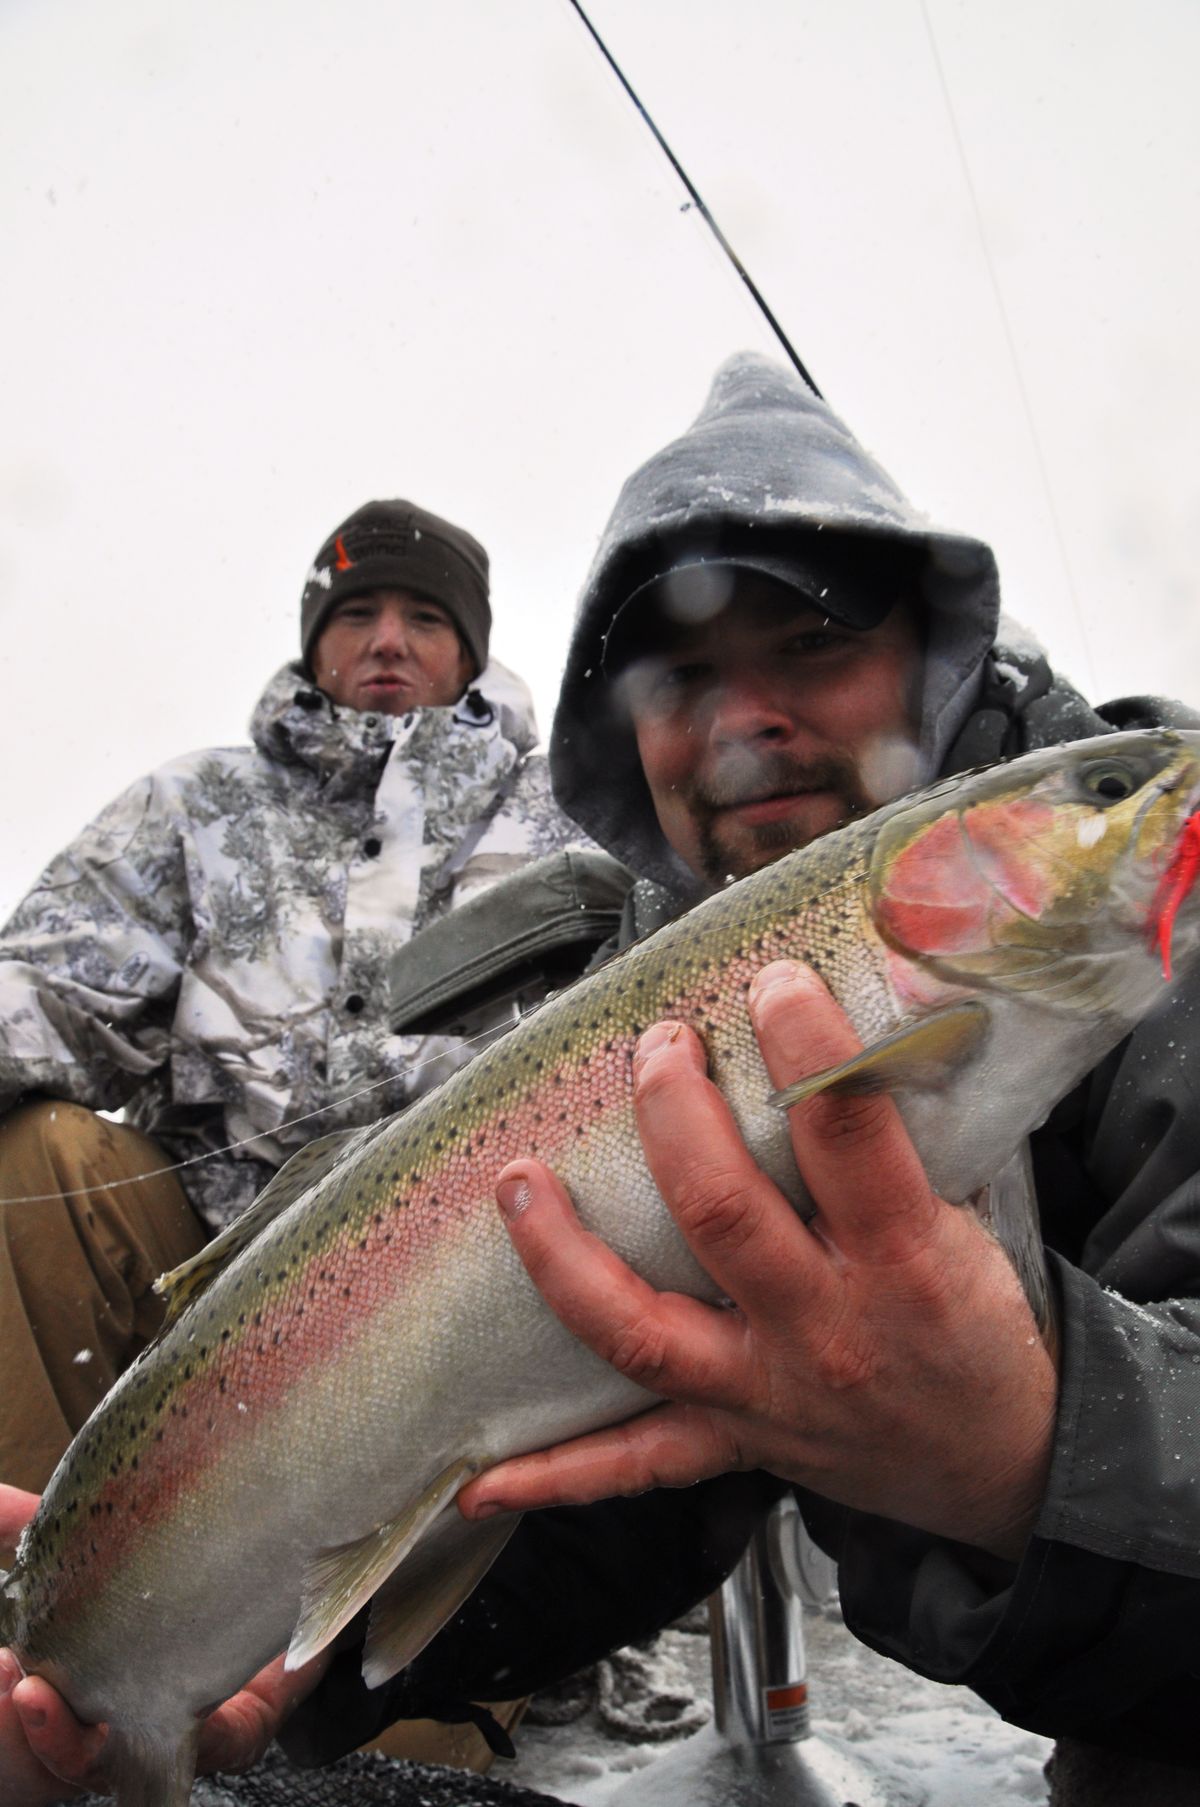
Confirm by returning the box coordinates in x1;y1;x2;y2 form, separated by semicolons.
251;657;539;792
550;352;1002;891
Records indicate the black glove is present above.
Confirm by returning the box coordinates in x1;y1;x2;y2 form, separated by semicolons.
280;1472;787;1767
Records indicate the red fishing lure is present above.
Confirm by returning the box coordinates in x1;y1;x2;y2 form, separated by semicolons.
1150;810;1200;981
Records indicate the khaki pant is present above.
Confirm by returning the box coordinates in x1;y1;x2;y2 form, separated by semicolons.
0;1098;207;1495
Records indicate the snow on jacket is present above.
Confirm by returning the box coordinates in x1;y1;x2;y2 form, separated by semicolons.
0;659;585;1230
550;352;1200;1763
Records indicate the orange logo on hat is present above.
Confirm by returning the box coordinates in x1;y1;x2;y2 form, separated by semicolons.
334;534;353;571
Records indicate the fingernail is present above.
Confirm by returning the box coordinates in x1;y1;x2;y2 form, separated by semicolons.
634;1020;683;1069
749;960;805;1001
496;1176;532;1221
469;1498;503;1521
18;1700;46;1731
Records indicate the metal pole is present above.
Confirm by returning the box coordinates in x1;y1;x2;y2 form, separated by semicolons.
609;1498;888;1806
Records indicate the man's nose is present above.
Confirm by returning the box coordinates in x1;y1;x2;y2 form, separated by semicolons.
706;672;794;745
369;608;412;656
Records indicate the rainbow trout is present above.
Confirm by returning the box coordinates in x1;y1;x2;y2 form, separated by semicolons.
4;729;1200;1805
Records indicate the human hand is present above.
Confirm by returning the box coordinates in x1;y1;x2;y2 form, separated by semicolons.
460;961;1058;1560
0;1484;327;1804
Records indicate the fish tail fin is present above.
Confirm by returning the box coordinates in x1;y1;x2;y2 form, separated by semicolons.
110;1720;200;1807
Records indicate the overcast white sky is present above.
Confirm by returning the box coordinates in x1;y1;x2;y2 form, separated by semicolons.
3;0;1198;916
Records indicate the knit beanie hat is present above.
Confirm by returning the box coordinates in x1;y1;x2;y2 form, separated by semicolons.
300;500;491;677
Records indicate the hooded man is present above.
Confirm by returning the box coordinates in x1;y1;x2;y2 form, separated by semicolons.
452;354;1200;1801
0;497;584;1498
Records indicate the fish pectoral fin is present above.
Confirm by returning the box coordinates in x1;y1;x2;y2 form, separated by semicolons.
153;1123;377;1323
363;1508;521;1688
285;1456;481;1671
771;1000;991;1111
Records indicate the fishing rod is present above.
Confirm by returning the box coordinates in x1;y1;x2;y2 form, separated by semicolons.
566;0;822;399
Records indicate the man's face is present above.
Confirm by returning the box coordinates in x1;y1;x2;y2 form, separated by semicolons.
311;589;473;715
625;578;923;890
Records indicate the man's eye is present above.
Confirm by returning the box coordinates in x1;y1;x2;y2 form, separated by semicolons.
658;662;709;692
783;629;843;655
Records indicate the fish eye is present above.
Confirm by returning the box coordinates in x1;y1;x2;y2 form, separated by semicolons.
1080;762;1138;804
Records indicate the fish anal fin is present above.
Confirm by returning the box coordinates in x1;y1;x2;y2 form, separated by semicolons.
771;1001;990;1111
153;1124;374;1324
285;1456;479;1672
109;1719;200;1807
363;1509;520;1688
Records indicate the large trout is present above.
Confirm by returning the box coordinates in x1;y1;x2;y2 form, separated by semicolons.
4;730;1200;1805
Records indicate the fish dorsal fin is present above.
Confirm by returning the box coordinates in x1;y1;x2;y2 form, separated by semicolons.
152;1124;375;1325
771;1001;990;1111
362;1508;520;1688
285;1456;479;1672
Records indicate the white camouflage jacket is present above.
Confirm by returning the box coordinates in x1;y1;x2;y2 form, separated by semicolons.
0;661;584;1228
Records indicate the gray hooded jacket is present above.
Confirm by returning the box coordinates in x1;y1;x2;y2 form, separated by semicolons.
547;353;1200;1763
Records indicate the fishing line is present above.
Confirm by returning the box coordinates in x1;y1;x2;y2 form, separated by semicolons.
565;0;822;399
918;0;1099;697
0;1018;516;1206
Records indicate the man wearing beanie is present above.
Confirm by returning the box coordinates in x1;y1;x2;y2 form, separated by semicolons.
0;497;583;1515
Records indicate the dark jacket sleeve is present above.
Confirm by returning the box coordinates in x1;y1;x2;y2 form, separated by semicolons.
279;1473;786;1767
798;964;1200;1764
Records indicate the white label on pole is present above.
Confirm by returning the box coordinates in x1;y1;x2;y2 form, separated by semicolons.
763;1681;808;1740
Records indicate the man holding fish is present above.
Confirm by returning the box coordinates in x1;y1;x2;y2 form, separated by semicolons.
4;355;1200;1805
